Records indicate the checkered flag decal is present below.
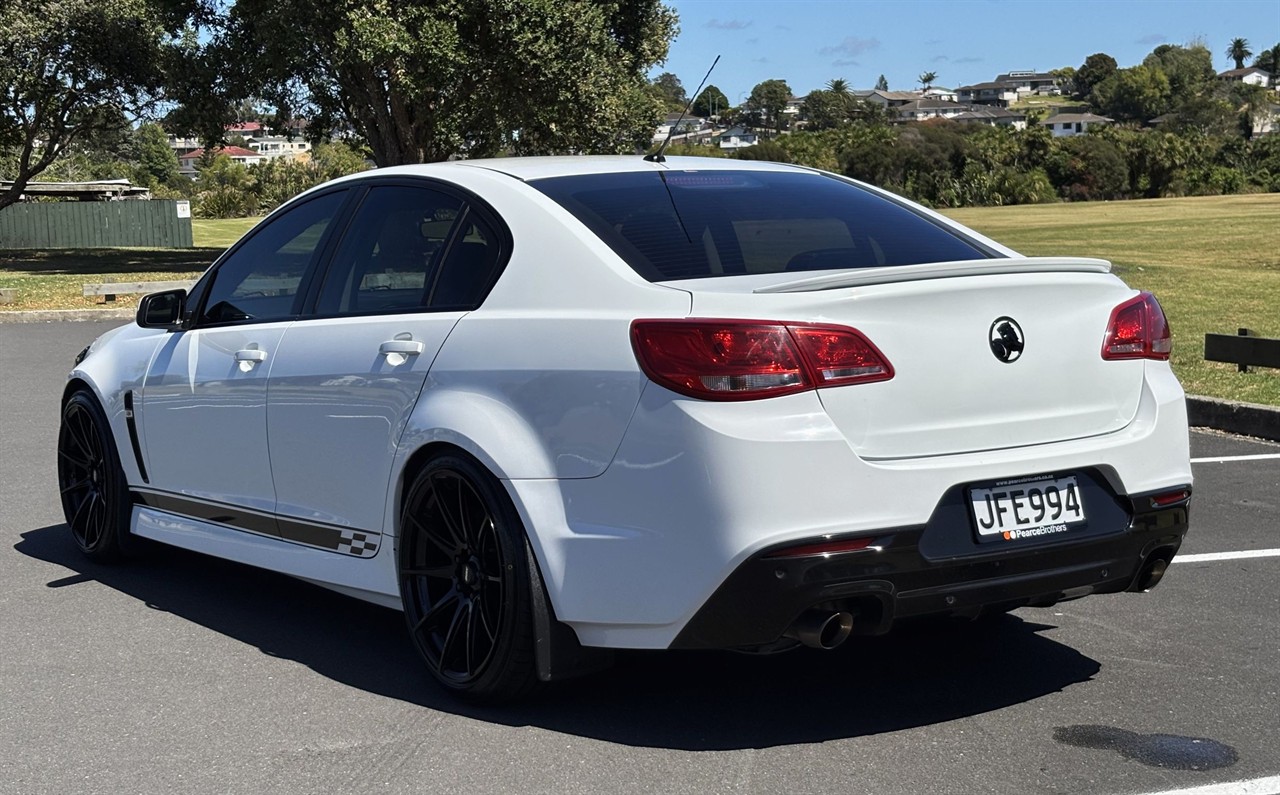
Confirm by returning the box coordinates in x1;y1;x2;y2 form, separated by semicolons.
337;530;379;557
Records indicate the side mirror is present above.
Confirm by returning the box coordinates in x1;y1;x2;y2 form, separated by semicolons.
136;289;188;329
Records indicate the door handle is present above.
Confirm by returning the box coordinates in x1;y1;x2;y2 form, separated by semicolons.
234;348;267;372
379;340;425;356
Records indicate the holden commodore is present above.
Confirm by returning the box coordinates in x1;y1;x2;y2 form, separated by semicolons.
59;156;1192;700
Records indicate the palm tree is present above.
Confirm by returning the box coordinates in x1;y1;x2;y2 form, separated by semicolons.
919;71;938;91
1226;37;1252;69
826;78;850;96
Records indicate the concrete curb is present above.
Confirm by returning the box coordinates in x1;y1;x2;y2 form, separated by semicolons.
1187;395;1280;443
0;308;135;323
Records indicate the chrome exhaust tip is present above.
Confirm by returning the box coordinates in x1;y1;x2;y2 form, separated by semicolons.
1138;558;1169;591
785;610;854;650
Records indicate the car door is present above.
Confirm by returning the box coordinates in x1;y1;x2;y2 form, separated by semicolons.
137;189;349;527
265;183;507;551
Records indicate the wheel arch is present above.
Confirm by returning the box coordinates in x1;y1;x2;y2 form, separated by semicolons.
391;439;611;682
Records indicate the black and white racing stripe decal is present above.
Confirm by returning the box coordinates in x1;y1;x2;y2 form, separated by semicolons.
131;490;381;558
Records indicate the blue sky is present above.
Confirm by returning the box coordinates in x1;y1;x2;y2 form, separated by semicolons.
655;0;1280;102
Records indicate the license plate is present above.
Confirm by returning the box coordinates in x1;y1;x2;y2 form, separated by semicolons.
969;475;1085;543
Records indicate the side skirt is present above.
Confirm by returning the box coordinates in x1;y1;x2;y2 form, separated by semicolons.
131;504;400;609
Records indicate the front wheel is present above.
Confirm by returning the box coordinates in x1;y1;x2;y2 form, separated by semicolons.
57;391;132;561
398;454;537;701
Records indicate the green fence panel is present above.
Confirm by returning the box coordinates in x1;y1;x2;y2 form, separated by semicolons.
0;200;194;249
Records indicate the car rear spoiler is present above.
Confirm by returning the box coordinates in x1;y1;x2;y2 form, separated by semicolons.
752;257;1113;294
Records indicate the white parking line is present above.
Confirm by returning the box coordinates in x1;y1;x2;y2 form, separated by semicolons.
1174;549;1280;563
1191;453;1280;463
1136;774;1280;795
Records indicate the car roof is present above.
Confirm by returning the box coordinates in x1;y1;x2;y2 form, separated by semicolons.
363;155;814;183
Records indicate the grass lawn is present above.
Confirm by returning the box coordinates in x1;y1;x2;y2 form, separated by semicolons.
944;193;1280;406
4;196;1279;405
0;216;262;312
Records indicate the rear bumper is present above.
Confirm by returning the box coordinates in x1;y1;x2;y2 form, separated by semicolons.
671;489;1190;650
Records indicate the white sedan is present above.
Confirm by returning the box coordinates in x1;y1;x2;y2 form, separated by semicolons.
59;156;1192;700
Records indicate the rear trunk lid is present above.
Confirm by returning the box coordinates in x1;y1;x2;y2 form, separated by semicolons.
669;258;1146;460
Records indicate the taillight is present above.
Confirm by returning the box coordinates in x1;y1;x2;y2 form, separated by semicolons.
1102;292;1172;361
631;319;893;401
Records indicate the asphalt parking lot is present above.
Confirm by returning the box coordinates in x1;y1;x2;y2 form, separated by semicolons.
2;319;1278;795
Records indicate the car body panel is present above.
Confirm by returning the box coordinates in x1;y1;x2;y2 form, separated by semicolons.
139;323;290;514
267;313;463;531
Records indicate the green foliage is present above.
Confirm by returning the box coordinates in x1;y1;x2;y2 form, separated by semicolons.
875;75;889;91
691;85;728;118
1227;37;1253;70
1090;65;1171;122
1253;43;1280;73
192;145;370;218
801;90;855;131
1074;53;1118;100
167;0;679;165
1045;135;1128;200
651;72;687;111
734;141;791;163
0;0;169;209
309;141;373;181
132;123;183;188
746;79;792;132
1143;44;1214;100
918;71;938;89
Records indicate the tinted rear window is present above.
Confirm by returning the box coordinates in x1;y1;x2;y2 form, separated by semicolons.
531;170;995;281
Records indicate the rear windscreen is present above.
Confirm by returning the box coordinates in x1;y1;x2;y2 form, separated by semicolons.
531;170;996;282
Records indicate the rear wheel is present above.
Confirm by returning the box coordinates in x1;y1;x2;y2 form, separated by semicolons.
398;454;537;701
57;391;131;561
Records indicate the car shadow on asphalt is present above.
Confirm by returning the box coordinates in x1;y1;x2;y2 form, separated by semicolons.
18;524;1101;751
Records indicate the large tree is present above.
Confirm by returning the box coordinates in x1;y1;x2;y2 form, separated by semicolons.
171;0;678;165
918;71;938;90
1253;43;1280;74
650;71;687;111
691;85;728;118
746;79;792;132
1143;43;1215;99
0;0;169;211
1074;53;1118;100
1226;37;1252;70
1091;65;1172;123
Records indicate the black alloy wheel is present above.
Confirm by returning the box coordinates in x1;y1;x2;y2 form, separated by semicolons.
399;454;536;701
57;391;130;561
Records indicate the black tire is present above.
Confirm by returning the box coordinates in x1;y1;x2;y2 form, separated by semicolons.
398;454;538;702
57;390;132;561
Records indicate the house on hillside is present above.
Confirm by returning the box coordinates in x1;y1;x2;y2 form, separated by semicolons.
715;127;759;150
178;146;269;178
956;82;1019;107
995;71;1061;95
862;90;921;109
653;114;707;142
246;136;313;160
894;99;969;122
1218;67;1273;88
784;95;807;117
1041;111;1113;137
952;106;1027;130
922;86;959;102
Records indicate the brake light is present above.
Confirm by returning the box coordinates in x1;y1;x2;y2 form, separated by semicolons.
1102;292;1172;361
631;319;893;401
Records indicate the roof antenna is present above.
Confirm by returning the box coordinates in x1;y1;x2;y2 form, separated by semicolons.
645;54;720;163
